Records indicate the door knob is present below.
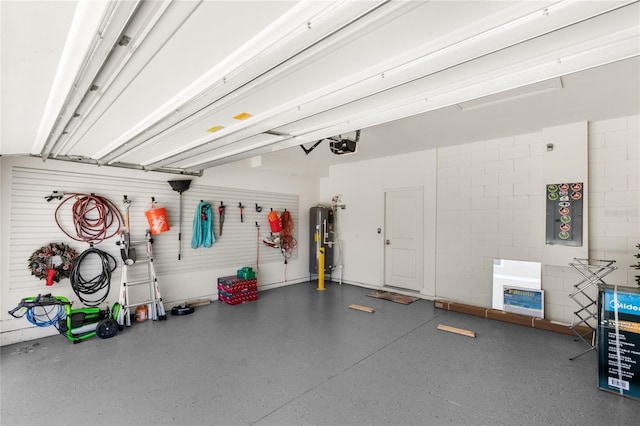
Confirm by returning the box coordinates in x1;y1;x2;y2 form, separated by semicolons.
386;240;391;245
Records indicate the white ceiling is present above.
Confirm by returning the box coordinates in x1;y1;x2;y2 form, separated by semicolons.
270;57;640;172
1;1;639;175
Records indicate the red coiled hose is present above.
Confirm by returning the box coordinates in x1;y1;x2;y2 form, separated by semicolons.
55;193;123;244
280;210;297;257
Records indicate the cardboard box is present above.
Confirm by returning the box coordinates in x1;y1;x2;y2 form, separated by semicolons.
598;285;640;400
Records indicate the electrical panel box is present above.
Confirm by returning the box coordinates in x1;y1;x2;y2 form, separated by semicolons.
309;207;334;274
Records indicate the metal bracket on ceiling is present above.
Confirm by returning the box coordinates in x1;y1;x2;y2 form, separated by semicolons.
35;154;203;177
300;140;324;155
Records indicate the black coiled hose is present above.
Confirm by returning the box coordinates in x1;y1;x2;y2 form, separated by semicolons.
70;247;117;307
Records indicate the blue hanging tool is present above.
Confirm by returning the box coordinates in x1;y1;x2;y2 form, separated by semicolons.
192;201;215;248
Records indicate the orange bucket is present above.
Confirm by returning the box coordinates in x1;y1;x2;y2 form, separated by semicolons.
145;199;170;234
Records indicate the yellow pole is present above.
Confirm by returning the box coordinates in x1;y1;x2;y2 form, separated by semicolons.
317;247;326;291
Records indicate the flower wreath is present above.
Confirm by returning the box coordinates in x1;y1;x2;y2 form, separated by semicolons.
28;242;78;285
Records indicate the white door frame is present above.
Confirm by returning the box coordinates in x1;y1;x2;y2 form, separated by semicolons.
383;186;424;292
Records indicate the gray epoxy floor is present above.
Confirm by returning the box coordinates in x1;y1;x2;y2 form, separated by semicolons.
1;282;639;426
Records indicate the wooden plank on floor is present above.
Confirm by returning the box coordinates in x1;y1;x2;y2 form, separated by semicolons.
349;304;375;313
437;324;476;338
433;299;591;337
186;298;211;307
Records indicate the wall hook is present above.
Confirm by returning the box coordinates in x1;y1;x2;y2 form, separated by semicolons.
44;191;64;202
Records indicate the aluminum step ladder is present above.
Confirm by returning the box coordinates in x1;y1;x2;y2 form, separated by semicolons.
116;231;167;327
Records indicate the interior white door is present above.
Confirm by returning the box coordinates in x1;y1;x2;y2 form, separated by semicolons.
384;188;424;291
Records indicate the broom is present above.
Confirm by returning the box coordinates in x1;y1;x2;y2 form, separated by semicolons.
168;180;192;260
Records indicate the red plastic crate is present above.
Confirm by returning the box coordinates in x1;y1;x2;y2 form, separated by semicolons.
217;280;257;293
218;289;258;305
218;275;242;285
217;275;258;305
217;282;258;295
218;275;256;286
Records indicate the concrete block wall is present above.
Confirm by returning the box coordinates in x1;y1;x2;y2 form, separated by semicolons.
436;115;639;323
588;115;639;286
540;115;639;322
436;131;547;309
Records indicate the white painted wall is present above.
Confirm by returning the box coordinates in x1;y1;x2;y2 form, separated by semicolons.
1;156;318;345
322;115;639;324
541;121;589;267
320;150;437;296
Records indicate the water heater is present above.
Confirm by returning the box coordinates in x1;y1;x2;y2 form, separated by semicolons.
309;207;334;275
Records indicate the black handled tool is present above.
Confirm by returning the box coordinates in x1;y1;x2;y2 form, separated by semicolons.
218;201;226;235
